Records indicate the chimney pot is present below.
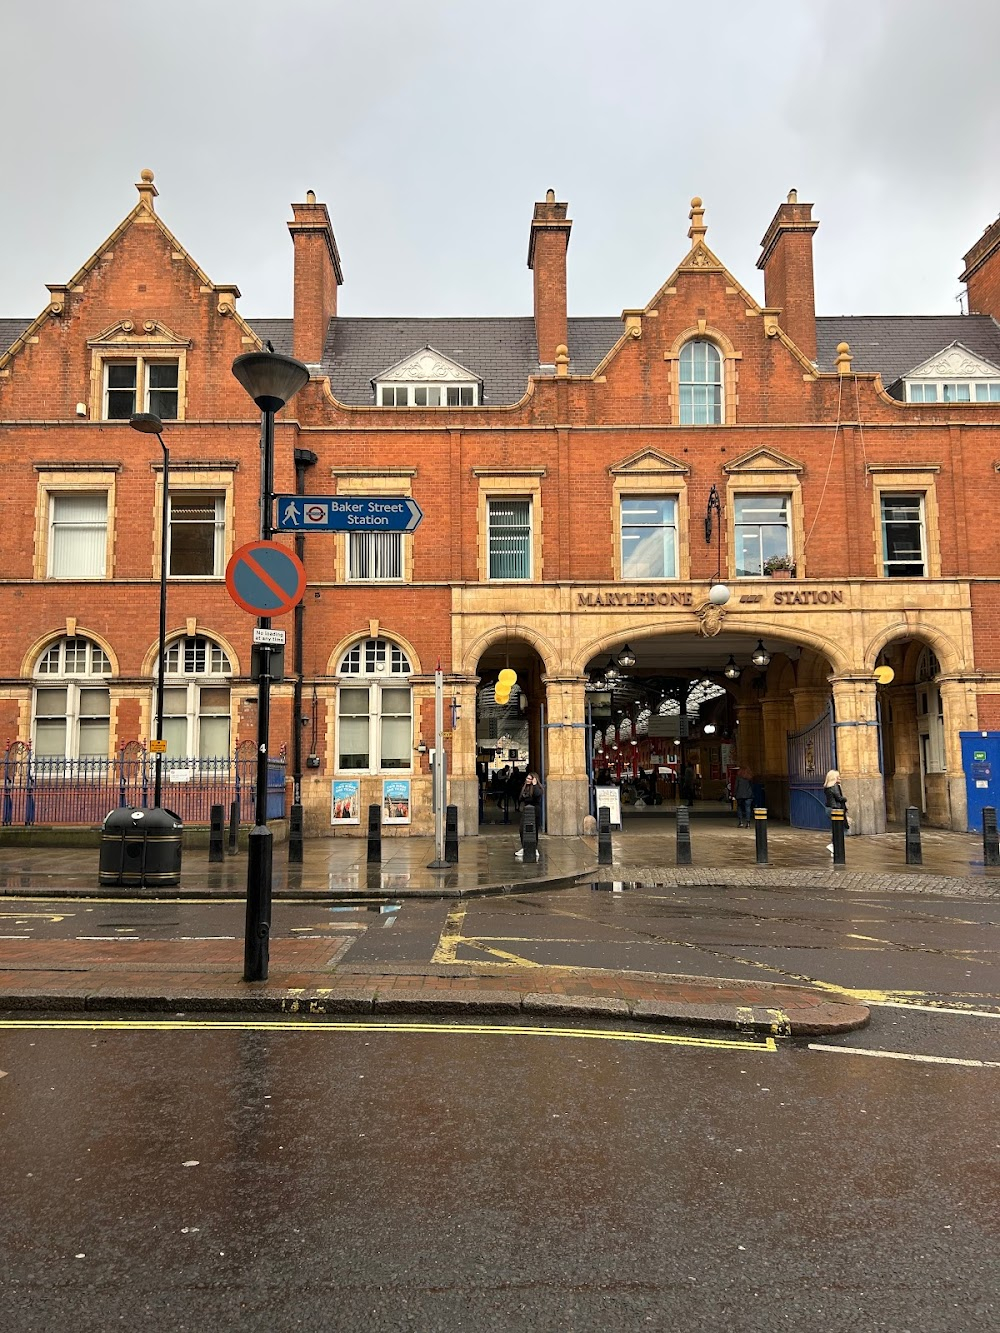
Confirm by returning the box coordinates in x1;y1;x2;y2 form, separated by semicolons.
528;192;572;370
757;193;820;362
288;193;343;366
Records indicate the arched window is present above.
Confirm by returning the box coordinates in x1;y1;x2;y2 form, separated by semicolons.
679;340;723;425
33;636;111;759
336;637;412;772
158;635;232;759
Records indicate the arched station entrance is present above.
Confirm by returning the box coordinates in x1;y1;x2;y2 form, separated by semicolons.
474;637;548;830
582;629;837;828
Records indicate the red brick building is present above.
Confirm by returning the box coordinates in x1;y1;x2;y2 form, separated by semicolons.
4;171;1000;837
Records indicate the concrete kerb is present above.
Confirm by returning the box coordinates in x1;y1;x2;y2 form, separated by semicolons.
0;979;870;1036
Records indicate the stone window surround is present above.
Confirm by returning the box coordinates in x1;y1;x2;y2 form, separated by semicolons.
33;465;119;581
89;338;189;423
474;468;545;583
151;465;236;581
664;324;740;428
724;457;805;579
611;471;691;581
868;464;941;579
330;469;417;584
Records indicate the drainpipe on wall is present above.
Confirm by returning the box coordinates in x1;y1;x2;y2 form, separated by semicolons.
288;447;318;864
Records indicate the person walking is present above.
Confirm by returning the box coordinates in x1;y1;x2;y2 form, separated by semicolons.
824;768;849;853
734;767;754;828
514;772;544;861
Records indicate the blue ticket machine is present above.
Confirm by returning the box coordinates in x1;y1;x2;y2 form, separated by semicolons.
960;731;1000;832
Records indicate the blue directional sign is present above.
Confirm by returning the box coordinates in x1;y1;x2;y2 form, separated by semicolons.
274;495;423;533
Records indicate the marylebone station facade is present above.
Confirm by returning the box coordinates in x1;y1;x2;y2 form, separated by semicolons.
4;170;1000;839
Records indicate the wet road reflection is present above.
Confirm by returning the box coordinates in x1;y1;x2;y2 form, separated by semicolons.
1;1018;998;1330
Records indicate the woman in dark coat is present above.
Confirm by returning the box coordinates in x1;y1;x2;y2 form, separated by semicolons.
514;772;544;860
824;768;849;849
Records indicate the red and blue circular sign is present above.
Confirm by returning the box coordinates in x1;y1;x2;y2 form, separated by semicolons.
225;540;306;617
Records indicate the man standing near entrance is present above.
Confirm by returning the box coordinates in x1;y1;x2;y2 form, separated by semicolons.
734;767;754;827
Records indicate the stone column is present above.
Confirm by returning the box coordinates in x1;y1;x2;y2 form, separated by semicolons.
830;676;886;835
938;677;979;832
790;687;830;731
542;674;590;835
760;698;795;819
883;685;919;824
448;678;480;836
734;703;764;775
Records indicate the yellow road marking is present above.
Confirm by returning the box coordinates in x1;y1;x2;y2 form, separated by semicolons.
462;939;544;967
0;1017;776;1050
432;902;467;964
0;912;72;922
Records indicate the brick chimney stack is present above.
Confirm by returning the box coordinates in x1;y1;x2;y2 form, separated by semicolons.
528;189;572;370
960;213;1000;317
757;190;820;363
288;191;343;367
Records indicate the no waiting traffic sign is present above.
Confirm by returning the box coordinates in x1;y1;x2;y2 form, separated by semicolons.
225;540;306;617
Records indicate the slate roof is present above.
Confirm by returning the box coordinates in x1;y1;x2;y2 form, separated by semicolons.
245;316;624;405
816;315;1000;388
6;309;1000;403
0;318;33;357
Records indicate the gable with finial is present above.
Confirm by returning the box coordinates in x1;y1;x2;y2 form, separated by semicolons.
374;345;480;385
904;341;1000;382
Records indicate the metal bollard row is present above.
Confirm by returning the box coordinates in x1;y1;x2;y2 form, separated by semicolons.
597;806;613;865
675;806;692;865
208;803;225;863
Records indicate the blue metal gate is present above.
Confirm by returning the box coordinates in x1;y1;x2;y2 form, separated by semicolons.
787;703;836;829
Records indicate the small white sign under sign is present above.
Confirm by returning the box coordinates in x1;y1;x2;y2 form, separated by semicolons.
253;627;286;646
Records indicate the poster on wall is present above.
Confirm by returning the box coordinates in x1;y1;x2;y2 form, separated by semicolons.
331;779;360;825
382;778;411;824
595;785;622;830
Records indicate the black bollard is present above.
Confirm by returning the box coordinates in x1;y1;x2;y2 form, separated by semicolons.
983;806;999;867
227;799;240;856
597;806;613;865
753;806;768;865
208;803;224;863
287;803;304;865
676;805;692;866
830;809;846;865
367;804;381;865
522;804;538;862
445;804;459;864
905;805;922;865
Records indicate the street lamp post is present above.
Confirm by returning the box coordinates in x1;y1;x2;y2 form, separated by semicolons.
129;412;169;808
232;350;310;983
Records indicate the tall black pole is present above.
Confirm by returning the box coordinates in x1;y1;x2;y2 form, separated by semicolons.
245;406;275;982
288;447;317;865
154;435;169;809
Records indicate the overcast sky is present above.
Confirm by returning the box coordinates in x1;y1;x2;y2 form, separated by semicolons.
4;1;999;322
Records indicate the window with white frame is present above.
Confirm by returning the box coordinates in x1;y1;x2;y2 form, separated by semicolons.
33;637;111;760
347;531;404;581
48;494;108;578
734;494;791;576
679;341;723;425
880;494;926;577
907;381;1000;403
168;492;225;577
158;636;232;759
488;498;532;580
103;358;179;421
337;637;412;772
378;383;477;407
620;497;678;578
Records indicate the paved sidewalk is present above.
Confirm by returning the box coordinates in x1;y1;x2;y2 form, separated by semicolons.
0;935;867;1037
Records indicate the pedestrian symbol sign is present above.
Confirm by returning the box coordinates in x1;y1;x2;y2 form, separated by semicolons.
274;495;423;533
225;540;307;617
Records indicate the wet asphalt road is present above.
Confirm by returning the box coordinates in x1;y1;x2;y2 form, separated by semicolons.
5;881;999;1020
1;1017;998;1331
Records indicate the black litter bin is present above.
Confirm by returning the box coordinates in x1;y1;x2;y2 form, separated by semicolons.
98;806;183;888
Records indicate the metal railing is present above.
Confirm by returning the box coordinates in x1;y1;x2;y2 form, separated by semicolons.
1;745;286;827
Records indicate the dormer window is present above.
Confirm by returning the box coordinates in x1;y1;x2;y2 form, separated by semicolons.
373;346;481;408
902;342;1000;405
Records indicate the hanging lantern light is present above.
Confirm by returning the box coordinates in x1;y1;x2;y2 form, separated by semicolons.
724;655;741;681
751;640;771;669
617;642;637;669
